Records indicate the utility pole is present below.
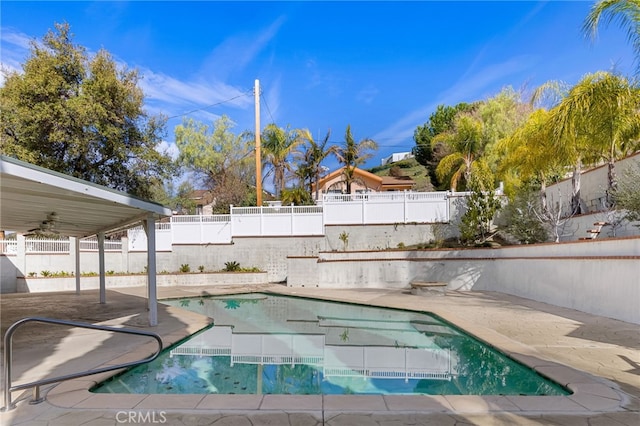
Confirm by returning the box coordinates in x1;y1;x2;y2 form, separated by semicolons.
254;79;262;206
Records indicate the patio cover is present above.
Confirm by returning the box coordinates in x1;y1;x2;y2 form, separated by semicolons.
0;155;172;326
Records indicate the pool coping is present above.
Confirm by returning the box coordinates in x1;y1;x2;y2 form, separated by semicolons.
42;288;629;416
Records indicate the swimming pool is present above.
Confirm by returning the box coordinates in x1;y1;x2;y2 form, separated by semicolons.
92;293;569;396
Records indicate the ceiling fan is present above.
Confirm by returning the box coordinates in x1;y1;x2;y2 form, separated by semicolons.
24;212;61;237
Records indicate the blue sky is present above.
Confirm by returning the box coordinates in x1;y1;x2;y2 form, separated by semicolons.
0;1;634;173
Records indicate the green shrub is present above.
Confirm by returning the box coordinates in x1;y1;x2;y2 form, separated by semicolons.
224;261;240;272
198;265;205;273
179;264;191;273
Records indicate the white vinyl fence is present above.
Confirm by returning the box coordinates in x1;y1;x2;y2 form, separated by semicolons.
231;205;324;237
2;191;453;253
322;192;449;225
0;239;17;254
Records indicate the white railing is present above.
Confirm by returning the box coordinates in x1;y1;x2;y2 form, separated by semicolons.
322;191;449;225
0;240;18;255
26;239;70;253
170;214;232;245
231;205;324;237
79;238;122;251
12;191;455;252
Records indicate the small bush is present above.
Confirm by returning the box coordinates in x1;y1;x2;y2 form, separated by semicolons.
224;261;240;272
198;265;205;273
41;270;51;277
179;264;191;273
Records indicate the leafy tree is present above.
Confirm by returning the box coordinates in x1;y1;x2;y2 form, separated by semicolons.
543;72;639;213
496;109;564;211
173;181;198;214
582;0;640;75
478;87;533;176
296;129;336;200
564;72;640;203
334;125;378;193
434;112;489;191
261;124;304;198
497;185;549;244
280;187;313;206
413;103;475;189
458;172;502;245
0;22;175;198
149;180;197;214
174;115;255;213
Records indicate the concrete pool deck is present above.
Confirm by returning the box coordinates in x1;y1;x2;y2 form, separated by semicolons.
0;284;638;425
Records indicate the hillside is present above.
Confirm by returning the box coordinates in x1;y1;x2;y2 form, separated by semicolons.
367;158;433;192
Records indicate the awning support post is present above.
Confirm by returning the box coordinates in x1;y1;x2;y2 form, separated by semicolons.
143;215;158;326
98;233;106;304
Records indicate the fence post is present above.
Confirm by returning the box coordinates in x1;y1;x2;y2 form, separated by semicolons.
199;214;204;245
404;190;408;223
17;234;26;279
73;237;80;295
290;203;294;235
361;193;366;224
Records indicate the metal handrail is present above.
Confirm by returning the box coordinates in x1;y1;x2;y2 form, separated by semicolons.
1;316;163;412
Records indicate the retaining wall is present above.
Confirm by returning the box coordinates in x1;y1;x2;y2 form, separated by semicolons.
16;271;269;293
287;237;640;324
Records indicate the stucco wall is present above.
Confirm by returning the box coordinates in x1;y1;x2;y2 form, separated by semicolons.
287;238;640;324
545;152;640;214
16;272;269;293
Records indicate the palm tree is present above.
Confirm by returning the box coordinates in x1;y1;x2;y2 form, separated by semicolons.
434;113;488;191
334;125;378;193
496;109;561;212
296;129;337;200
582;0;640;75
547;72;640;209
261;124;304;198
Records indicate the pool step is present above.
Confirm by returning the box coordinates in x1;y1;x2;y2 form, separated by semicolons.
410;281;448;295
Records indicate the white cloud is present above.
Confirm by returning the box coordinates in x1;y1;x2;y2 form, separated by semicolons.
0;28;32;85
156;140;180;160
356;85;379;105
374;55;535;144
262;76;281;124
1;28;32;50
200;16;286;79
139;68;253;119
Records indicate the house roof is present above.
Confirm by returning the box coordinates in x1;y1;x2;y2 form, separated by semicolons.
380;175;416;189
0;155;172;238
313;166;415;191
314;167;383;190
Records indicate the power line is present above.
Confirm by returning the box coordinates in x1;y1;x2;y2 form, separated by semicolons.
260;89;276;125
166;90;253;120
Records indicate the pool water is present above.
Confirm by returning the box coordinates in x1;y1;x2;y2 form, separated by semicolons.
92;293;569;396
